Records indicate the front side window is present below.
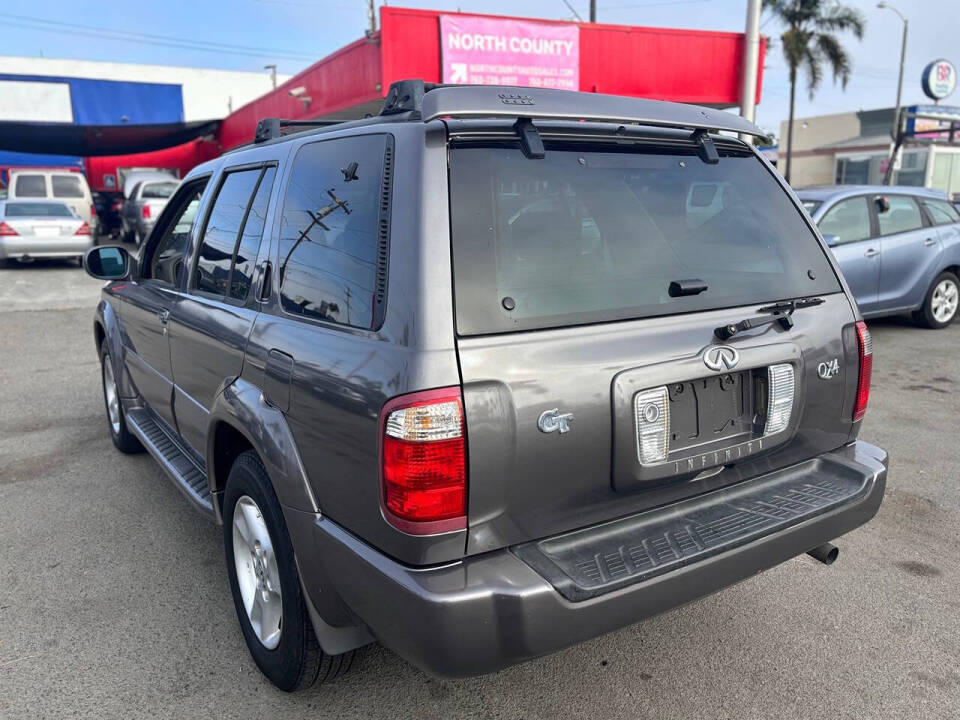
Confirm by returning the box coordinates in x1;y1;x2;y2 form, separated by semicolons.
877;195;923;236
922;198;960;226
14;175;46;198
51;175;84;198
819;197;871;245
147;183;207;286
278;135;389;329
449;143;842;334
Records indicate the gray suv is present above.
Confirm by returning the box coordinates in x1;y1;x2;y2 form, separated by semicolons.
83;81;888;691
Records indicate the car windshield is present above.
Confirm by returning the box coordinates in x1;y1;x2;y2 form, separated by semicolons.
4;202;74;217
141;182;177;199
449;143;842;334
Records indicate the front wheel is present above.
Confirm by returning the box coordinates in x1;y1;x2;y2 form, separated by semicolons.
99;344;142;453
915;272;959;329
223;451;357;691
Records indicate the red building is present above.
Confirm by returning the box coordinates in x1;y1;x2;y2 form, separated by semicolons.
85;7;766;191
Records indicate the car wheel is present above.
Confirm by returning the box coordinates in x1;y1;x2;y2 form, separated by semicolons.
916;271;959;329
99;344;143;453
223;451;357;692
0;258;8;269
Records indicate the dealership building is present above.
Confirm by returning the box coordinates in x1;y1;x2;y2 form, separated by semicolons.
0;7;766;192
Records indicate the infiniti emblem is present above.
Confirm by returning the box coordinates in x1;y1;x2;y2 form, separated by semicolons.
702;345;740;372
538;408;574;434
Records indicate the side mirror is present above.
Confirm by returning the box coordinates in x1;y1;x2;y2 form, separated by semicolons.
84;245;131;280
875;196;890;214
822;234;841;247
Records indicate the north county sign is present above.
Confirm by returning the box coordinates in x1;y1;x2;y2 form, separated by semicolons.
921;59;957;102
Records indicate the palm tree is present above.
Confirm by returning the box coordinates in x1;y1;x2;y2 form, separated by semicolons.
763;0;866;183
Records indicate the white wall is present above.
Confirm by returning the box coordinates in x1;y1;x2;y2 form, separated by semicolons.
0;56;293;121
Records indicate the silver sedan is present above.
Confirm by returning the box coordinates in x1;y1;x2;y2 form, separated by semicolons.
0;200;94;267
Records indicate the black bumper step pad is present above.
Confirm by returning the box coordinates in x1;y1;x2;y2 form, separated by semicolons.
514;460;870;601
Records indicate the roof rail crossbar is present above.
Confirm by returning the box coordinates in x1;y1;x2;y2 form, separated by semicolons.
254;117;342;144
379;80;767;140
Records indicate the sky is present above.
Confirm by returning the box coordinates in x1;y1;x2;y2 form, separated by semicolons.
1;0;957;137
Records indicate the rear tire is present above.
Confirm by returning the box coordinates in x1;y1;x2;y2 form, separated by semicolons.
915;271;959;329
223;451;357;692
99;344;143;454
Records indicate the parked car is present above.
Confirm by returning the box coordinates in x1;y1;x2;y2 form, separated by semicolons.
120;171;179;246
6;167;98;240
0;200;93;267
798;186;960;328
83;81;888;691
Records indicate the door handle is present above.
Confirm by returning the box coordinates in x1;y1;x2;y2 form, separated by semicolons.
864;248;879;258
158;308;170;324
924;237;937;247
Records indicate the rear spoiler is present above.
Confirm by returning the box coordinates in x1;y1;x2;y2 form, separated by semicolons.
381;79;767;140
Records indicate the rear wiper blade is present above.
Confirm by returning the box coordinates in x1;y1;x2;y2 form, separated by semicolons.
715;296;824;341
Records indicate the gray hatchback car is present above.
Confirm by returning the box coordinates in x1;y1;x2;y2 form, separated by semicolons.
83;81;888;691
798;186;960;328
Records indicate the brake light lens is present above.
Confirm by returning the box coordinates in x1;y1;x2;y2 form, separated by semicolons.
90;203;97;217
75;221;91;236
380;387;467;534
0;221;17;236
853;321;872;422
142;205;151;219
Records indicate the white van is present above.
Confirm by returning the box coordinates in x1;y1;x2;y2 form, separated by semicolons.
7;168;97;239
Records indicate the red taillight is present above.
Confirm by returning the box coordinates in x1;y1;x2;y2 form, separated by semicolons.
0;221;17;236
90;203;97;217
853;321;872;422
75;221;91;236
142;205;151;219
380;387;467;534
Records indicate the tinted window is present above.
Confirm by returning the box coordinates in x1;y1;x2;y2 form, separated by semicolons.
278;135;388;328
801;200;821;215
449;144;841;334
194;170;262;296
877;195;923;235
149;185;206;286
922;198;960;225
15;175;46;198
4;202;73;217
141;182;178;199
230;167;275;301
51;175;84;198
819;197;871;245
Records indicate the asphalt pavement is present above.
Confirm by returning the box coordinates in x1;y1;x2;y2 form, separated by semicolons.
1;259;958;719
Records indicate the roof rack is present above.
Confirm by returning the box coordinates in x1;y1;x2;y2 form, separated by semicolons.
254;117;342;144
379;79;767;139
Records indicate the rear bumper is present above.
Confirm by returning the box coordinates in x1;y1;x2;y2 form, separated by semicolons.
311;440;887;678
0;236;93;259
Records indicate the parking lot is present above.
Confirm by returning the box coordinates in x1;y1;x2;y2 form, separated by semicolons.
1;260;958;720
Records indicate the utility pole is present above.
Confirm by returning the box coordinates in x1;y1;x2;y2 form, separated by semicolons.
368;0;378;34
264;64;277;90
878;1;908;185
589;0;596;22
739;0;762;143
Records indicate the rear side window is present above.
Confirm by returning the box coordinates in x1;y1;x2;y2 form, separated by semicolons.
922;198;960;225
877;196;923;236
819;197;871;245
231;167;276;300
449;144;841;334
278;134;391;329
51;175;84;198
194;167;274;300
14;175;47;198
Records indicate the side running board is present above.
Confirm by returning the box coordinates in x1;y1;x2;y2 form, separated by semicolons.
126;408;214;517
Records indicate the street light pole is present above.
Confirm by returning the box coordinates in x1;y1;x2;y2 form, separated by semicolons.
739;0;762;142
878;2;908;185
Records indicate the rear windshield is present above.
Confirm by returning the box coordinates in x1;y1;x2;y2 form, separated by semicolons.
51;175;84;198
4;202;73;217
449;144;841;335
14;175;47;198
141;182;177;199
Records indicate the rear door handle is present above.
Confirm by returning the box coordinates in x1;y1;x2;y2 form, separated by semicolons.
924;237;937;246
158;308;170;324
864;248;879;258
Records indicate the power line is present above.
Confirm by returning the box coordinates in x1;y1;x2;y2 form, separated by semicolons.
0;12;319;61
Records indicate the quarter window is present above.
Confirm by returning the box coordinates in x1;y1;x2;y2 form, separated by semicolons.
278;135;389;329
818;197;871;245
877;195;923;236
922;198;960;226
14;175;46;198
